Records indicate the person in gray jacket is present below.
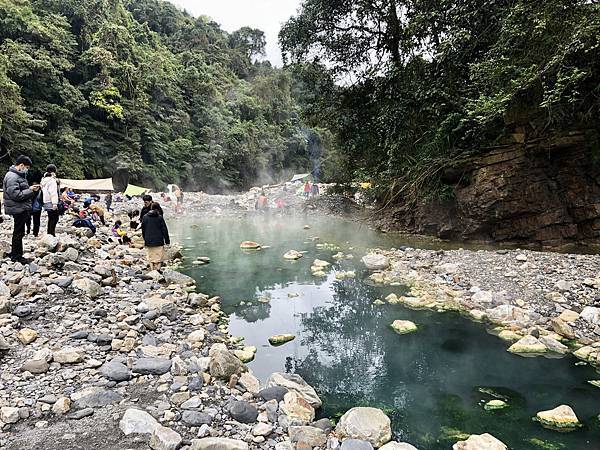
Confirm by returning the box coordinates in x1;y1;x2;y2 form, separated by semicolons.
2;156;40;264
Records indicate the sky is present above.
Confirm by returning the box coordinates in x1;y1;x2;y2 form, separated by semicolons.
168;0;302;66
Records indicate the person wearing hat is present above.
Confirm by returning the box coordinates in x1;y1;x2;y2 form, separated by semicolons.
2;155;40;263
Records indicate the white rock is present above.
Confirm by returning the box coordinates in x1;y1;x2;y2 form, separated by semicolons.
0;406;20;424
380;443;419;450
335;407;392;447
53;347;84;364
580;306;600;325
452;433;507;450
266;372;322;408
119;408;160;435
472;291;493;304
362;254;390;270
239;372;260;394
149;425;182;450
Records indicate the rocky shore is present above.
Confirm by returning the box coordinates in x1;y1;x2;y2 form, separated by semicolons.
0;210;427;450
362;247;600;367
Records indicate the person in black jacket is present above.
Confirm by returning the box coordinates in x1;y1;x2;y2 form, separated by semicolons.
139;195;163;224
141;203;170;271
2;156;40;264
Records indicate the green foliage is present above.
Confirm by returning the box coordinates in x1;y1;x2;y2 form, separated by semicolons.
0;0;322;191
281;0;600;203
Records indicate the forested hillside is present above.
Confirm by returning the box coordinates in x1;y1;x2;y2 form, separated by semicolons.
281;0;600;205
0;0;331;191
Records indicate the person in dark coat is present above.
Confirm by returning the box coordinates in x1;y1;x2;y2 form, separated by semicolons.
141;203;170;271
2;155;40;263
139;195;163;225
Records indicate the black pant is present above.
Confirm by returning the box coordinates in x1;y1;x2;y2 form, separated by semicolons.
11;211;28;257
28;210;42;236
47;209;60;236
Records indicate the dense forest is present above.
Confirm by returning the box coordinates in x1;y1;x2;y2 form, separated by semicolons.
281;0;600;204
0;0;336;191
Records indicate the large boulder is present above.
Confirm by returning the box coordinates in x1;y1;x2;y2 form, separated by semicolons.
288;426;327;447
362;254;390;271
266;372;321;408
535;405;581;431
335;407;392;448
209;344;245;380
452;433;507;450
149;425;182;450
191;437;249;450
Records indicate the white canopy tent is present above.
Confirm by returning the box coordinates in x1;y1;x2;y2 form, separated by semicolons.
61;178;114;192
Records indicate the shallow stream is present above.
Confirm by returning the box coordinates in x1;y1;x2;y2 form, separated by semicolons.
170;215;600;449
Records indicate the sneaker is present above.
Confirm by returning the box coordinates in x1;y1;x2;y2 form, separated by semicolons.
11;256;31;265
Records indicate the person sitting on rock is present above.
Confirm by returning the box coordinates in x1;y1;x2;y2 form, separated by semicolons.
142;202;170;271
111;220;131;245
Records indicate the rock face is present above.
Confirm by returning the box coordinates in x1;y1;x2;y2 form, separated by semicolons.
535;405;581;431
377;132;600;246
335;407;392;448
452;433;507;450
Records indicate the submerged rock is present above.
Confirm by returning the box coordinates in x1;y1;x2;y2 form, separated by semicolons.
484;400;508;411
452;433;507;450
335;407;392;448
390;320;418;335
240;241;261;250
534;405;582;431
283;250;303;260
269;334;295;346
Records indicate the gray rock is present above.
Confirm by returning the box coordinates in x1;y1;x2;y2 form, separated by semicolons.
73;389;123;408
133;358;172;375
99;361;132;381
13;305;32;317
162;269;195;286
312;418;334;434
208;344;244;380
341;440;374;450
21;359;49;374
67;408;94;420
289;426;327;447
228;401;258;424
182;411;212;426
190;437;249;450
258;386;288;403
266;372;322;408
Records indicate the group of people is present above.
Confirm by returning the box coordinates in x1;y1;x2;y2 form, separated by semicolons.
303;181;320;198
2;156;171;271
1;156;62;264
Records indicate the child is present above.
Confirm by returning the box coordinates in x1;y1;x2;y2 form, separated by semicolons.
141;203;170;271
111;220;131;245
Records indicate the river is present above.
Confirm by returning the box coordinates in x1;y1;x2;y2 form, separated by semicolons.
169;214;600;449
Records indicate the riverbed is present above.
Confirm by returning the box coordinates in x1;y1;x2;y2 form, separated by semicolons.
169;214;600;449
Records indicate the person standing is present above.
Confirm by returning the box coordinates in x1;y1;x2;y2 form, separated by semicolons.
3;156;39;263
141;203;170;271
105;192;113;211
29;189;43;237
41;164;61;236
304;181;311;198
139;194;163;223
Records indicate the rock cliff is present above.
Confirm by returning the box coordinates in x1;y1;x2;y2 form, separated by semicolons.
380;131;600;246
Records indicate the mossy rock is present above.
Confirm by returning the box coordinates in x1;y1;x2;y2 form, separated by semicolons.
268;334;295;346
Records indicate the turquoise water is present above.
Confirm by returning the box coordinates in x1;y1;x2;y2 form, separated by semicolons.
169;215;600;449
